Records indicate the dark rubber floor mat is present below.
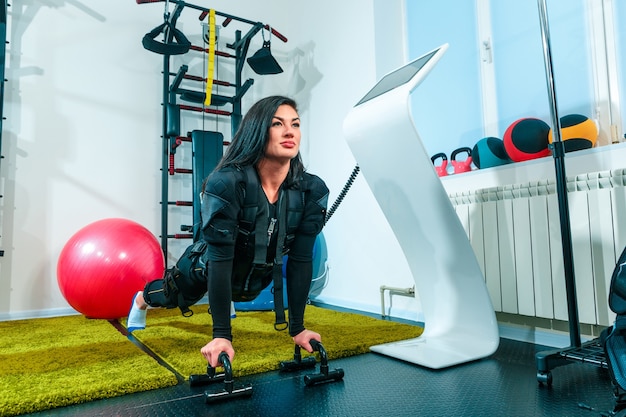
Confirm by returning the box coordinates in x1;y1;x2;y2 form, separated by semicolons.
24;338;619;417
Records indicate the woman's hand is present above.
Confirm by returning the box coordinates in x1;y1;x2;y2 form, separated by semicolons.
200;337;235;368
292;329;321;353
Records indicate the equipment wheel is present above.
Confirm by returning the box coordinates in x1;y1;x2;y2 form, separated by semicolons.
537;371;552;386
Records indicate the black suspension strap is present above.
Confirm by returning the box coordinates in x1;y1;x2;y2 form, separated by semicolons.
142;2;191;55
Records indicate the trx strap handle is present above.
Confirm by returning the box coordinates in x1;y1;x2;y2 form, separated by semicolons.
142;3;190;55
142;22;191;55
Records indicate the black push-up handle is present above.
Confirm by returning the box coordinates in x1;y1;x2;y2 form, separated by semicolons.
204;352;253;403
188;352;253;403
303;339;345;386
189;357;225;387
279;343;317;372
279;339;345;386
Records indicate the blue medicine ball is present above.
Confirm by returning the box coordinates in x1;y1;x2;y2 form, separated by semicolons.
472;137;513;169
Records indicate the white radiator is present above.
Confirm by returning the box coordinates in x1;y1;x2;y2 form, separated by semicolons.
449;168;626;326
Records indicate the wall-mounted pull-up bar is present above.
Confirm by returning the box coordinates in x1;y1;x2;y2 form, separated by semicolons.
136;0;288;43
137;0;288;256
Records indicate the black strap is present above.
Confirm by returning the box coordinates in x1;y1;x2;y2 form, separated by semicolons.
240;166;259;234
142;21;191;55
162;267;194;317
272;264;287;330
272;190;289;330
241;166;269;265
285;187;304;236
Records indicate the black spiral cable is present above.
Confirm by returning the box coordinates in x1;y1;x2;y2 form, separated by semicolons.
325;164;360;224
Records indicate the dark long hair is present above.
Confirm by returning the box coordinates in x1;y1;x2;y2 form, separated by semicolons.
215;95;305;185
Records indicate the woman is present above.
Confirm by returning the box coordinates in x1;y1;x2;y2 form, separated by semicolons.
127;95;329;369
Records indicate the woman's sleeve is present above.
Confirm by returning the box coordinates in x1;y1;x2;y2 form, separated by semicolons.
286;175;329;337
206;259;234;340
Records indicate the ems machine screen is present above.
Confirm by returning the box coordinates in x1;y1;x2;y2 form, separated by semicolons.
355;49;439;106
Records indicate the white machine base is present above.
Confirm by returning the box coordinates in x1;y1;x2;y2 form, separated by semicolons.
370;334;498;369
344;44;499;369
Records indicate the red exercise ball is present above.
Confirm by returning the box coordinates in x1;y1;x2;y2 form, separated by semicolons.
503;117;552;162
57;218;165;319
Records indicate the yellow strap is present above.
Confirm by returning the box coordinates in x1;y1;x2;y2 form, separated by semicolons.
204;9;216;107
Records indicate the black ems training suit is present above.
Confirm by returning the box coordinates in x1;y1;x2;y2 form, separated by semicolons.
145;165;329;341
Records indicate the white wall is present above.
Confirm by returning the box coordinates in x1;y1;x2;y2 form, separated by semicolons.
0;0;424;322
303;0;422;321
2;1;167;317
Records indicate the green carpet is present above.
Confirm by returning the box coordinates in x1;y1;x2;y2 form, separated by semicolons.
0;315;178;417
130;304;424;378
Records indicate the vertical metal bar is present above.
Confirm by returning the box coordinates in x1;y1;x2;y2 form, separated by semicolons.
536;0;581;348
0;0;6;188
0;0;7;257
160;7;175;259
161;53;170;258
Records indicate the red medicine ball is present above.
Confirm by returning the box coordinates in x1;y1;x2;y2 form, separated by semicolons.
503;118;552;162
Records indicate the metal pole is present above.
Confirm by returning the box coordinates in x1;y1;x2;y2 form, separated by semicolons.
0;0;8;257
160;5;174;259
536;0;581;348
161;54;170;258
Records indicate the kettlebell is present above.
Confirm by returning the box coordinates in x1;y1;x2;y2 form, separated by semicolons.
430;153;448;177
450;147;473;174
